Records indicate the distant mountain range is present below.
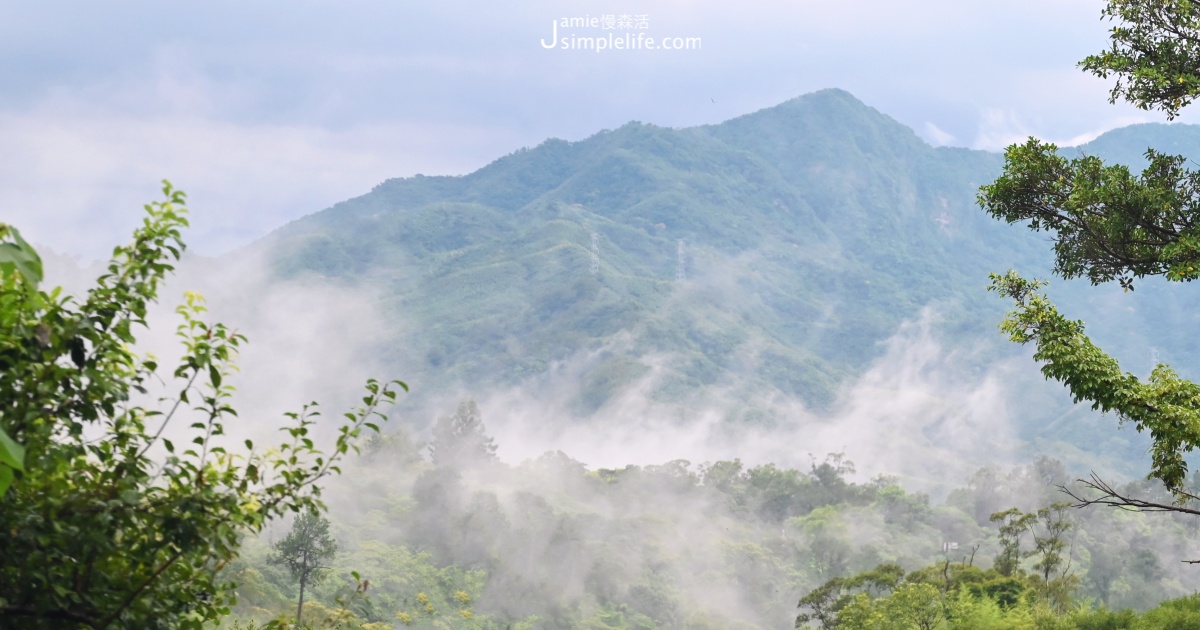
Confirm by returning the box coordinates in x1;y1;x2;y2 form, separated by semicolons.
251;88;1200;471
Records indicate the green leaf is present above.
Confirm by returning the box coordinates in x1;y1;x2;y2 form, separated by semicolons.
0;227;43;287
0;466;13;496
0;428;24;472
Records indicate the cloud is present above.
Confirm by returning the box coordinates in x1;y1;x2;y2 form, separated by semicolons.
0;100;523;260
922;122;956;146
1057;115;1155;147
471;307;1026;495
971;103;1155;151
1;0;1193;266
39;244;409;456
972;107;1034;151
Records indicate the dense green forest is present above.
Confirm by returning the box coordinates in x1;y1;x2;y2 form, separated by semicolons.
12;91;1200;630
219;402;1200;629
15;2;1200;629
251;87;1200;484
11;76;1200;630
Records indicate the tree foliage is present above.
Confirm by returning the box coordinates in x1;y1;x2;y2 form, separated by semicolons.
268;511;338;625
1028;503;1074;584
206;427;1200;628
979;140;1200;287
428;399;497;469
796;563;905;629
797;557;1088;629
1081;0;1200;119
0;222;40;495
990;508;1035;578
979;0;1200;512
987;269;1200;501
0;182;405;629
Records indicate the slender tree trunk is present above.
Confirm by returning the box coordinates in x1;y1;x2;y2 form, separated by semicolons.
297;548;308;625
297;576;306;626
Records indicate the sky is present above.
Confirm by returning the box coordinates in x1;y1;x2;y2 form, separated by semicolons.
0;0;1184;259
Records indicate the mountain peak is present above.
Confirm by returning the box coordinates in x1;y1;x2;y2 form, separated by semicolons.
698;88;931;182
711;88;908;135
778;87;865;107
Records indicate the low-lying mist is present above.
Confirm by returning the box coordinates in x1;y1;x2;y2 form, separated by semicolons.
37;239;1200;628
39;237;1148;494
479;307;1026;491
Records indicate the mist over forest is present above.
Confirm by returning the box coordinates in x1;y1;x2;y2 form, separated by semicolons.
20;88;1200;629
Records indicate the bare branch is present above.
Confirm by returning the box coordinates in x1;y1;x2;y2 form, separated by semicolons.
1058;473;1200;517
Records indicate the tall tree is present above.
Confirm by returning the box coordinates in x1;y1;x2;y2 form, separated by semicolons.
990;508;1035;577
1028;502;1074;583
269;510;338;624
428;399;497;469
0;182;405;628
979;0;1200;516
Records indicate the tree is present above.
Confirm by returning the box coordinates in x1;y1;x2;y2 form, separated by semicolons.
269;510;338;625
990;508;1035;578
0;182;405;628
796;575;855;629
1081;0;1200;120
1028;502;1073;583
796;564;904;629
428;399;497;469
978;0;1200;516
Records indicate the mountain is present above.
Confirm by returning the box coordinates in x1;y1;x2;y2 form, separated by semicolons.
252;89;1200;464
1069;122;1200;167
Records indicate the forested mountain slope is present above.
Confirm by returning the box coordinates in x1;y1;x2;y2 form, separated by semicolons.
224;426;1200;629
209;89;1200;630
252;89;1200;458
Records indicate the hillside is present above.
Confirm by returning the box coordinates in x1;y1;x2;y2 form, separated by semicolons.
251;89;1200;473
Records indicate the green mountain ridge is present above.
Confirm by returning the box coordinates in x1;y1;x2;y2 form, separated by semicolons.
1067;121;1200;167
254;89;1200;472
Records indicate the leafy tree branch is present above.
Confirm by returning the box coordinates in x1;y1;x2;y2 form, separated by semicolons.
0;182;406;629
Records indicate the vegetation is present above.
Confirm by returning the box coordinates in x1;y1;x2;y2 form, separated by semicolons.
428;399;497;468
1081;0;1200;119
269;511;338;625
979;0;1200;511
257;85;1200;486
14;4;1200;627
265;90;1022;415
795;558;1200;629
0;184;404;628
211;412;1200;630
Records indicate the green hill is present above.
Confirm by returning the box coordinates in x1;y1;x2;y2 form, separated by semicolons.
253;89;1200;462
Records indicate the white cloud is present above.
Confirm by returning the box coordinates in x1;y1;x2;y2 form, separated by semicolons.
1057;115;1153;147
0;102;524;260
477;308;1028;494
0;0;1194;261
971;104;1154;151
40;246;408;455
972;107;1033;151
922;122;956;146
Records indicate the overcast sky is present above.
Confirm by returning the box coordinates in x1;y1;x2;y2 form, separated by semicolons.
0;0;1182;259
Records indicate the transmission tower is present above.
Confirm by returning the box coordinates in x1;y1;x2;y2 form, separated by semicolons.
590;231;600;275
676;239;686;282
